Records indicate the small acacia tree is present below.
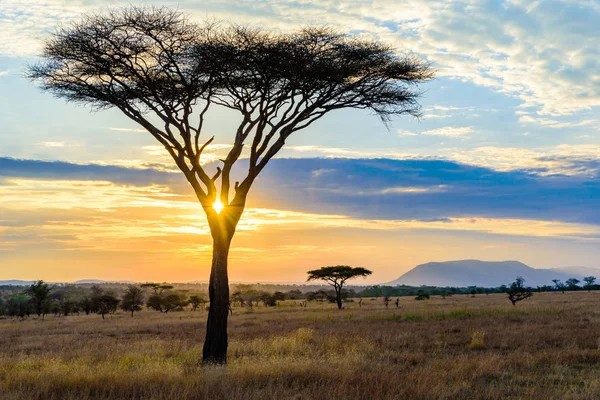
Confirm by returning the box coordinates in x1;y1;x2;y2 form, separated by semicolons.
120;285;145;317
24;280;52;320
28;7;432;363
507;276;533;306
552;279;565;294
96;294;120;319
583;276;596;292
566;278;581;291
307;266;372;309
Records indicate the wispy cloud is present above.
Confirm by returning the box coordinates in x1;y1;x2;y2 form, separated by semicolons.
35;141;66;148
421;126;474;138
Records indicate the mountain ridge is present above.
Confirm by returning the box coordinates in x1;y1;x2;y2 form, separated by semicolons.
387;260;599;287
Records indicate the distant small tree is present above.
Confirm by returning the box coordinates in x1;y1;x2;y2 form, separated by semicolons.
96;294;120;319
307;266;372;310
147;292;188;313
120;285;145;317
552;279;565;294
189;295;207;311
79;296;93;315
7;294;31;319
566;278;580;291
24;280;52;319
141;283;174;295
583;276;596;292
273;291;286;301
415;290;429;301
507;277;533;306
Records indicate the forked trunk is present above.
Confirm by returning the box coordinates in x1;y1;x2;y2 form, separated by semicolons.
202;206;241;365
335;287;343;310
202;237;231;363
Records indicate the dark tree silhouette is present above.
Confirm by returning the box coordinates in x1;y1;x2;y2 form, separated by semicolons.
552;279;565;294
583;276;596;292
120;285;145;317
566;278;581;291
147;292;188;313
507;276;533;306
189;295;207;311
96;294;120;319
24;280;52;319
141;283;174;295
28;7;433;364
307;266;372;309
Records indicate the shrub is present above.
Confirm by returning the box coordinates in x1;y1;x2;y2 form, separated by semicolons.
469;330;486;350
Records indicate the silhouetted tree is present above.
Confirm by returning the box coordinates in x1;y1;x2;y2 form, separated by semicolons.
552;279;566;294
96;294;120;319
189;295;207;311
307;266;372;310
147;292;188;313
141;283;174;295
566;278;581;291
79;296;93;315
583;276;596;292
24;280;52;319
7;294;30;319
120;285;145;317
507;277;533;306
415;290;430;301
29;7;432;363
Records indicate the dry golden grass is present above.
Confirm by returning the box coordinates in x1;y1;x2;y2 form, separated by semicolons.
2;292;600;399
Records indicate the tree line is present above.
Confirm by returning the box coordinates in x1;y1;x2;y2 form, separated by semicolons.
1;274;595;319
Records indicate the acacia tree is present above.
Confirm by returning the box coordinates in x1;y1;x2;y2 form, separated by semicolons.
24;280;52;319
120;284;145;317
566;278;581;291
28;7;433;364
583;276;596;292
507;276;533;306
552;279;565;294
307;266;372;309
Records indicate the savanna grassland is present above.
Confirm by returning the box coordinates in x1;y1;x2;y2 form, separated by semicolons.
1;291;600;400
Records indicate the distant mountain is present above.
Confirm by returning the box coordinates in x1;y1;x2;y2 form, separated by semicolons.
74;279;107;284
0;280;34;286
552;266;600;278
74;279;135;284
387;260;581;287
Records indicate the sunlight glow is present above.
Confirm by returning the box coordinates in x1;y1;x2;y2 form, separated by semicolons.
213;200;224;214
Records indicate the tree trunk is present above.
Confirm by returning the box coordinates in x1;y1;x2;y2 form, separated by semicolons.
335;287;343;310
202;234;232;364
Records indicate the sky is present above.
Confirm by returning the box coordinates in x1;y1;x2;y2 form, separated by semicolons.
0;0;599;284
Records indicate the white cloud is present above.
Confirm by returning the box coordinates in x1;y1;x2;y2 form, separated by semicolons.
4;0;600;119
108;127;148;133
397;129;418;136
421;126;474;138
35;141;66;148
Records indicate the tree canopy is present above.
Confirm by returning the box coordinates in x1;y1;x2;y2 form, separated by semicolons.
307;266;372;309
28;7;433;213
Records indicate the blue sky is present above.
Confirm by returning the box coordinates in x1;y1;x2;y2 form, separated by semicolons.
0;0;599;282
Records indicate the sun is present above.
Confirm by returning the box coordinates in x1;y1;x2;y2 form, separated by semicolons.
213;200;224;214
